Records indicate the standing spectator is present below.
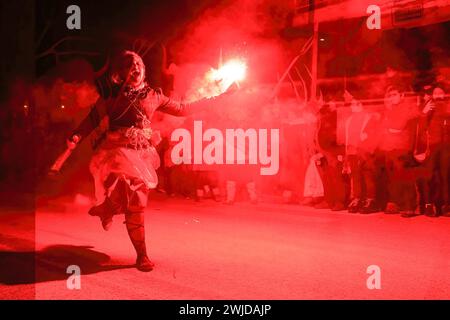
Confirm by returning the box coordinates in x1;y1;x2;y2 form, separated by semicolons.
378;85;419;216
416;84;450;217
344;92;381;213
316;100;347;211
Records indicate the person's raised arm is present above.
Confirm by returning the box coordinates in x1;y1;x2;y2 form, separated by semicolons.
156;84;237;117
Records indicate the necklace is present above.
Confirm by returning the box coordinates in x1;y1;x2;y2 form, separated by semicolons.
113;84;152;123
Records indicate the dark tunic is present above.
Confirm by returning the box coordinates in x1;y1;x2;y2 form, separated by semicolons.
72;84;221;204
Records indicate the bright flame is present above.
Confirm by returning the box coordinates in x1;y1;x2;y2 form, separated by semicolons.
206;59;247;96
187;58;247;101
209;59;246;90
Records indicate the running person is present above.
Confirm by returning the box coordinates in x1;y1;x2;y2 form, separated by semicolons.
66;51;232;271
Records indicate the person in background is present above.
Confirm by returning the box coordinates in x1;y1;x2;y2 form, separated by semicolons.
344;91;381;214
378;85;419;216
316;100;347;211
416;84;450;217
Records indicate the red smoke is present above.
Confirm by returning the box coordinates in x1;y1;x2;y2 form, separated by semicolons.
169;0;292;97
32;60;100;122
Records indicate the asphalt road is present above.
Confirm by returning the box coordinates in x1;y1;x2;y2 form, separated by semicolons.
1;196;449;299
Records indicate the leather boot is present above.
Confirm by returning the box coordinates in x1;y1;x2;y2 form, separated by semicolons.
125;211;154;272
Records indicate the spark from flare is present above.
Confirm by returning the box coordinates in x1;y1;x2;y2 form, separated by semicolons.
195;59;246;99
208;59;247;92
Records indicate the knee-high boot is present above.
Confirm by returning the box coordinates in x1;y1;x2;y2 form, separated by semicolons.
125;210;154;272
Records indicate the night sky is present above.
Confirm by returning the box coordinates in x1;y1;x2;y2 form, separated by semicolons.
1;0;219;99
34;0;219;77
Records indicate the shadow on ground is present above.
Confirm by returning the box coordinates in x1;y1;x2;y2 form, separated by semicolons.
0;245;133;285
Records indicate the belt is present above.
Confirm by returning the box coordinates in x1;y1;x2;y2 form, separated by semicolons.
107;126;153;150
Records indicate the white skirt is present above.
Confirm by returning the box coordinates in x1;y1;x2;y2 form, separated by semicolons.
89;130;160;205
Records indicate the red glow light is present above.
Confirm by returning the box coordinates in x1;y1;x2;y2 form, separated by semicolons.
207;59;247;95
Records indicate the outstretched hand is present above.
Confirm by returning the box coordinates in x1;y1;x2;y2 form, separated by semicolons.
223;82;240;95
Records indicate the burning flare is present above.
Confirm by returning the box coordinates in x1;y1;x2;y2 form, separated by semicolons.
208;59;247;92
195;59;247;99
